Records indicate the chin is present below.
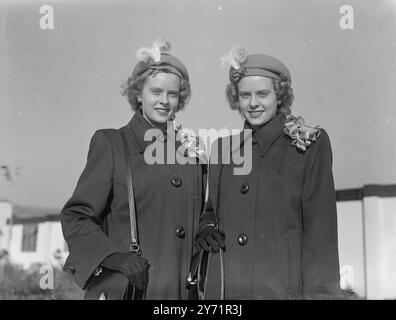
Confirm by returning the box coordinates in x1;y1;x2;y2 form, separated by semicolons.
152;115;170;124
156;118;168;124
248;117;268;127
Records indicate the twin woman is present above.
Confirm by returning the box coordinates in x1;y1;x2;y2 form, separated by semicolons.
60;39;340;300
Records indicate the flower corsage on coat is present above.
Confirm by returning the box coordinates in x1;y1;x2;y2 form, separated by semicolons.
283;115;321;152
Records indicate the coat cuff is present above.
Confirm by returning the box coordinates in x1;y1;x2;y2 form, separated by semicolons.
63;233;119;289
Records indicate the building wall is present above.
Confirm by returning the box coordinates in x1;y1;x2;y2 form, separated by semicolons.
336;187;396;300
8;221;66;269
0;201;12;253
337;200;365;296
380;198;396;299
363;196;396;299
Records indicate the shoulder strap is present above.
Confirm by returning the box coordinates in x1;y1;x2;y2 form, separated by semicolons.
120;129;140;253
215;164;224;300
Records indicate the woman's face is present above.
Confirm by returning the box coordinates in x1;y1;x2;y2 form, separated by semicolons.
237;76;278;128
140;72;181;127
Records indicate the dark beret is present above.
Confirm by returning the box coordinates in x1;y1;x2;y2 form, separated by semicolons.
132;52;189;81
229;54;291;83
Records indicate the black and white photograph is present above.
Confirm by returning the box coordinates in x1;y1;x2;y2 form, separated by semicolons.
0;0;395;306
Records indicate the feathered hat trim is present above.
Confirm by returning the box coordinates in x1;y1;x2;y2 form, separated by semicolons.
136;38;171;63
220;47;248;70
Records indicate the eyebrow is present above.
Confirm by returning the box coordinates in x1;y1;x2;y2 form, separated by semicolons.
149;87;179;93
239;89;272;93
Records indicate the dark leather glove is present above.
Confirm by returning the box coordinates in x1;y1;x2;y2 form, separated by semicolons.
194;224;225;252
101;252;149;290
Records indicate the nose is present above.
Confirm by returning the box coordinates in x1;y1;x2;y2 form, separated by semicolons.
159;92;169;105
250;95;259;108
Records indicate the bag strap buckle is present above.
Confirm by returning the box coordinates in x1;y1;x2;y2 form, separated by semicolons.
129;243;141;253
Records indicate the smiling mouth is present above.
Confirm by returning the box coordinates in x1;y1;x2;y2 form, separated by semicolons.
154;107;170;114
248;110;265;117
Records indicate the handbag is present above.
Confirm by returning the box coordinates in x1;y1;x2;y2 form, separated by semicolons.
84;128;146;300
187;249;209;300
187;165;225;300
187;247;225;300
84;269;129;300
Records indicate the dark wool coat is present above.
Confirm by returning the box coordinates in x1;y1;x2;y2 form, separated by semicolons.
60;110;204;299
201;113;340;299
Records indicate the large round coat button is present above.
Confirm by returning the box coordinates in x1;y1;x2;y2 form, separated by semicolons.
175;226;185;239
171;177;182;188
238;233;248;246
240;183;249;194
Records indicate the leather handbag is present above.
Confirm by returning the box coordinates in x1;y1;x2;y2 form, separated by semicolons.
84;269;129;300
186;249;209;300
84;128;145;300
187;246;225;300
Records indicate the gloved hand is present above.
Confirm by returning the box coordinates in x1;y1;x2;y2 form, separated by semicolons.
194;224;225;252
101;252;149;290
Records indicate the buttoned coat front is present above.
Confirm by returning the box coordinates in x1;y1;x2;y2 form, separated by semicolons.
201;114;340;299
60;110;204;299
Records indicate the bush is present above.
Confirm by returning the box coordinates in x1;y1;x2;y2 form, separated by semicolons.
0;261;84;300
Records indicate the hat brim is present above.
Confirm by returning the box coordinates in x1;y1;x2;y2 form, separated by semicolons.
244;68;281;80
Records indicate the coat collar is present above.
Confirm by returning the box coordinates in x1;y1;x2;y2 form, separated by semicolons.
124;109;182;155
126;109;156;154
234;113;285;157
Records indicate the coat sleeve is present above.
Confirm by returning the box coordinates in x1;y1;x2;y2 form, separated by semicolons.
60;130;119;289
301;129;341;297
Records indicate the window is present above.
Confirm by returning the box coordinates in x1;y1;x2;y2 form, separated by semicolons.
21;223;38;252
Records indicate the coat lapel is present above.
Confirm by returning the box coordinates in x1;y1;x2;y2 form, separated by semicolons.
254;114;285;158
123;109;183;158
124;110;155;155
233;113;285;159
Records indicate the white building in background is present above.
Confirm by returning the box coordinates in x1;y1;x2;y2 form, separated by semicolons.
336;184;396;300
0;201;67;269
0;183;396;299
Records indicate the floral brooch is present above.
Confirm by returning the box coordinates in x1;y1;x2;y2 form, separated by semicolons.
220;47;248;83
283;115;321;152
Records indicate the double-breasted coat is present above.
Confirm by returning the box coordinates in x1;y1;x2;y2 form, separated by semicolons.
200;113;340;299
60;110;204;299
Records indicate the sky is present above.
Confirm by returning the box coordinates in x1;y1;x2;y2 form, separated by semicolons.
0;0;395;208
